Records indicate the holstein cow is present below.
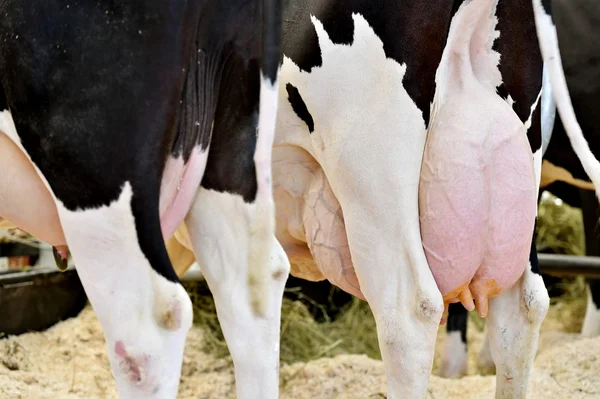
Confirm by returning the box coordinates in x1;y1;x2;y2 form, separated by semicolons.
442;0;600;378
0;2;287;399
269;0;600;397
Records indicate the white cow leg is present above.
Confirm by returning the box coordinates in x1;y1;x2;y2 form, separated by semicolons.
359;247;443;398
185;187;289;399
337;200;443;397
487;266;549;399
581;280;600;337
57;183;192;399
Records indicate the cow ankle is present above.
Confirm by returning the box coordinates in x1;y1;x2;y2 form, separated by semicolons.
521;272;549;325
416;289;444;324
152;277;193;332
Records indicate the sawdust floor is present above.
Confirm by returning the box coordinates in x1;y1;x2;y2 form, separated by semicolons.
0;304;599;399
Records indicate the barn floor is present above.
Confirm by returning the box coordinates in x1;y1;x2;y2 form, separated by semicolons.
0;303;598;399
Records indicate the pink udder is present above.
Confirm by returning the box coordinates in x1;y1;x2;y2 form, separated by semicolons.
419;99;537;317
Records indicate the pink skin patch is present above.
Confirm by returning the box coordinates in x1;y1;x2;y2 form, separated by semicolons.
114;340;160;396
159;147;208;240
114;341;144;384
53;245;68;260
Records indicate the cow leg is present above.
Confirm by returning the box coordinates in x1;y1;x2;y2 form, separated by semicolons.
579;189;600;337
354;230;443;398
56;184;193;399
486;250;549;399
185;188;289;399
475;245;545;379
581;279;600;337
325;161;443;397
182;26;284;395
440;303;468;378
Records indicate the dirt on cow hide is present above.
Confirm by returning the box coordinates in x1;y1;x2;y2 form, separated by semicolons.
0;301;598;399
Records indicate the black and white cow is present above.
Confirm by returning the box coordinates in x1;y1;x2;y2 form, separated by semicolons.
0;1;287;398
1;1;599;399
272;0;600;397
442;0;600;378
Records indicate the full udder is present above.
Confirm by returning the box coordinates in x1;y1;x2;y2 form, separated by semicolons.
419;109;537;318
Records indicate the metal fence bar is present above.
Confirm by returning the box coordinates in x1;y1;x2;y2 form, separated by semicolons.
538;253;600;278
4;254;600;287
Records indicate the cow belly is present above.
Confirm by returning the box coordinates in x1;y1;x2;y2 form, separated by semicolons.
419;100;537;317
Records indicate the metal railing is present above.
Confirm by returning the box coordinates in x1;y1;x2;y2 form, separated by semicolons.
539;253;600;278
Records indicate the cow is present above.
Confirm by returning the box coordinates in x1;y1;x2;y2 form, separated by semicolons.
0;1;287;399
271;0;600;396
441;0;600;378
1;1;599;399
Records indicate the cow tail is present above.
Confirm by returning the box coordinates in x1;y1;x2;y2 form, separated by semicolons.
532;0;600;200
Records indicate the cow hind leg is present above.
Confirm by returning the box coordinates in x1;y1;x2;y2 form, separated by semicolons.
474;243;547;378
440;303;468;378
486;263;549;398
56;183;193;398
187;6;283;391
185;188;289;399
581;279;600;337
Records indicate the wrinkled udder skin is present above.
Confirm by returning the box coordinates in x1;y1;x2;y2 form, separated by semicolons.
273;147;364;300
419;102;537;318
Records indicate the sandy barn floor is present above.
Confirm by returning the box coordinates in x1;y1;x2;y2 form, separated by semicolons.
1;303;599;399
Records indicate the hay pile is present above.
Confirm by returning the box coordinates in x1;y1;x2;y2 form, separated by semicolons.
536;191;585;256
